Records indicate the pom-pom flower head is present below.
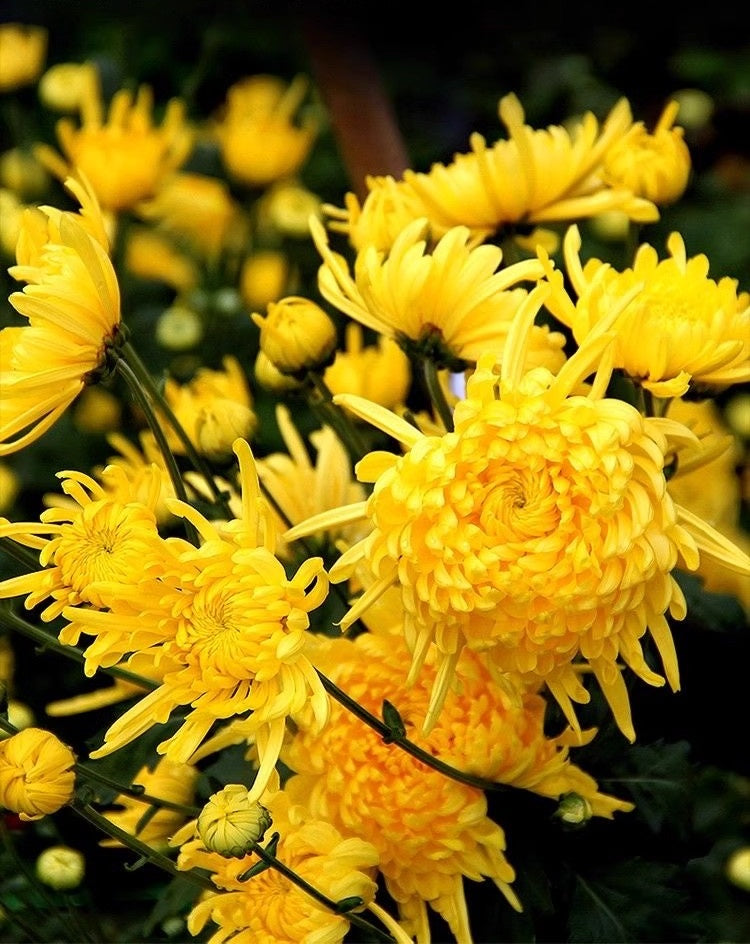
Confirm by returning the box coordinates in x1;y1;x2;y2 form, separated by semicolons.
286;293;750;740
0;727;76;821
543;224;750;397
252;294;338;376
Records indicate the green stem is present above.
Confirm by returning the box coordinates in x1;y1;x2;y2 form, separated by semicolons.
245;837;395;942
316;670;510;794
0;537;40;571
0;605;158;692
306;371;370;465
119;341;234;519
70;800;216;892
73;763;200;817
421;356;454;432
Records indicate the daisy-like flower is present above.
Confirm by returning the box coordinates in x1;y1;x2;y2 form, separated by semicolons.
214;75;318;189
324;322;412;410
311;215;564;371
163;355;257;461
284;631;629;942
171;772;385;944
100;757;200;852
1;175;121;456
285;297;750;740
0;727;76;822
543;224;750;397
255;404;368;558
36;74;193;212
60;439;329;802
601;99;691;206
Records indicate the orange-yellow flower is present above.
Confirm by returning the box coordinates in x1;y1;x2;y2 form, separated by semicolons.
37;75;193;211
0;727;75;821
285;297;750;741
324;322;411;410
0;23;47;93
543;224;750;397
1;175;120;455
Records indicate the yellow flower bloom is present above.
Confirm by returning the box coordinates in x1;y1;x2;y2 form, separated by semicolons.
163;355;257;460
602;99;691;205
62;439;329;802
252;295;338;376
0;24;47;93
285;301;750;740
136;172;245;257
1;175;121;455
215;75;317;188
100;757;199;852
312;215;562;371
38;61;98;112
543;224;750;397
256;404;368;558
37;76;193;211
0;467;163;626
173;773;381;944
197;784;272;857
239;249;292;311
124;226;199;293
0;727;75;821
324;322;411;410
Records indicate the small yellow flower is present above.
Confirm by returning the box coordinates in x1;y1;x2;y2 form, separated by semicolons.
100;757;199;852
256;179;323;238
37;76;193;211
125;226;199;293
36;845;85;890
198;784;272;857
312;215;561;371
324;322;411;410
155;304;204;351
0;24;47;93
726;847;750;892
252;295;338;376
543;224;750;397
38;61;98;112
163;355;257;459
239;249;292;311
602;99;691;205
1;175;121;455
0;727;76;821
215;75;317;188
136;172;245;257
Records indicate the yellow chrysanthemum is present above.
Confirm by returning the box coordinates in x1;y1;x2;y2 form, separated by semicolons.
124;226;199;293
0;467;163;624
36;76;193;211
38;61;98;113
0;23;47;93
1;175;121;455
602;99;691;206
239;250;292;311
214;75;317;188
100;757;199;852
163;355;257;460
324;322;412;410
285;300;750;740
543;224;750;397
255;404;368;559
172;771;384;944
312;215;563;371
0;727;75;822
136;172;245;257
59;439;329;802
252;295;338;376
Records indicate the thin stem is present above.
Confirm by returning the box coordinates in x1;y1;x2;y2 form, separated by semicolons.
245;837;395;943
421;357;455;432
0;536;40;571
316;670;510;794
306;371;370;465
0;606;158;692
73;763;200;817
120;341;234;519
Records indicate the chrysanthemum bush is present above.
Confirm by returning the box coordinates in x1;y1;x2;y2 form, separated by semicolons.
1;10;749;944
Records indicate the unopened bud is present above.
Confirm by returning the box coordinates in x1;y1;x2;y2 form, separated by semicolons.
252;295;337;376
196;401;256;461
556;792;593;826
726;846;750;892
156;305;203;351
36;845;85;890
197;784;272;858
254;350;303;393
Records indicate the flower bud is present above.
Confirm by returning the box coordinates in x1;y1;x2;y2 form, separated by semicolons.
38;61;97;112
0;727;76;821
6;700;34;731
555;792;593;826
240;250;290;311
252;295;337;376
0;24;48;93
36;845;85;890
254;350;303;393
156;305;204;351
197;784;272;858
195;401;257;461
726;847;750;892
